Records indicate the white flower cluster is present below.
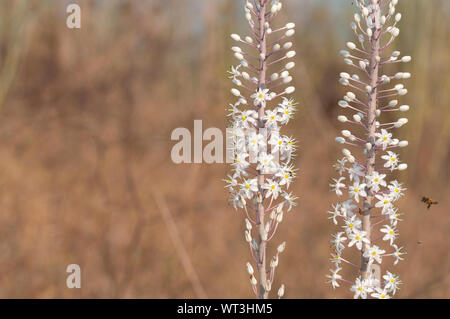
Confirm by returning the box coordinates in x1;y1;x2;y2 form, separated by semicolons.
224;0;298;299
327;0;409;299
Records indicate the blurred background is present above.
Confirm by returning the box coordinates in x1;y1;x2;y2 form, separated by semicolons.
0;0;448;298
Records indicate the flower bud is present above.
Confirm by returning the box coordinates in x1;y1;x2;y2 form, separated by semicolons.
401;56;412;63
245;230;252;243
283;42;293;50
278;284;285;298
340;78;350;86
338;115;348;123
283;76;293;84
270;255;279;268
389;100;398;107
338;100;349;108
285;62;295;69
246;262;254;275
285;29;295;37
346;42;356;50
231;34;241;41
286;51;296;58
231;88;241;96
277;242;286;253
342;130;351;137
245;218;252;230
346;92;356;100
286;23;295;29
395;118;408;127
234;52;244;60
362;7;369;17
340;50;350;57
285;86;295;94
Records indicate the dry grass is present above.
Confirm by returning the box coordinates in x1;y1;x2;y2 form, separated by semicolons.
0;0;448;298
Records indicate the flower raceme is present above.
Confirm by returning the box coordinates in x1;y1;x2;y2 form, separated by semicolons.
224;0;298;299
327;0;409;299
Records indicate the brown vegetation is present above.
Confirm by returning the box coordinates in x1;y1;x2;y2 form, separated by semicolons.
0;0;448;298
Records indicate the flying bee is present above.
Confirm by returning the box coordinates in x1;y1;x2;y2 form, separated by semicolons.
421;196;438;209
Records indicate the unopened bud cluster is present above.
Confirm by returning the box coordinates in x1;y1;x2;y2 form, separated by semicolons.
327;0;409;299
225;0;298;299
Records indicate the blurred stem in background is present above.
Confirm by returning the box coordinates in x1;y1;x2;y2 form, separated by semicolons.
400;0;450;188
0;0;48;111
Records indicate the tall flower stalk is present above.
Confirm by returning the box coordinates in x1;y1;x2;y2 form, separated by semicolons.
327;0;410;299
225;0;298;299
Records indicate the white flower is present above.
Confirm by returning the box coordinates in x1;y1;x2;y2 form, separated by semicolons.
367;171;387;192
236;110;257;128
331;232;347;252
257;152;277;173
343;215;362;234
350;278;373;299
330;177;346;196
388;208;402;226
233;152;250;171
330;253;342;267
364;245;385;265
371;288;391;299
264;109;281;127
392;244;406;265
340;200;356;217
283;191;298;211
381;151;399;170
375;129;392;150
247;131;266;153
277;97;297;124
223;174;238;190
240;178;258;199
348;165;364;182
251;88;271;106
326;267;342;289
228;64;242;79
348;230;370;250
262;179;281;200
275;165;295;187
334;158;347;175
383;271;401;295
380;225;398;246
328;204;342;225
349;181;367;203
388;180;406;200
375;194;393;214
